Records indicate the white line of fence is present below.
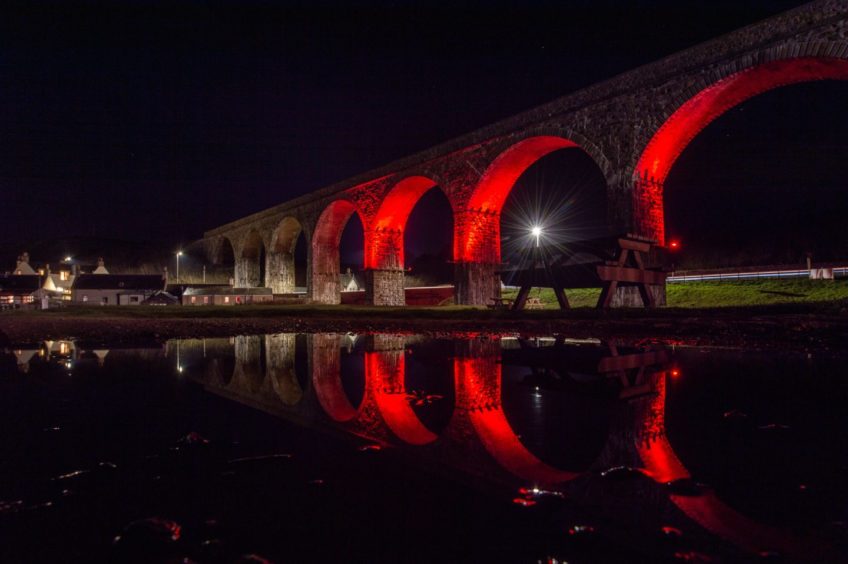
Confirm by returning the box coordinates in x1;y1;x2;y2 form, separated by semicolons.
668;267;848;283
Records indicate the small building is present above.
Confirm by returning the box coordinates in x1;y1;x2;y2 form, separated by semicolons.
72;274;165;305
42;266;75;301
341;268;361;292
182;286;273;306
0;275;46;307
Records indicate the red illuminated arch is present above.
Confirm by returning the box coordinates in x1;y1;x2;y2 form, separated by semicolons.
459;135;596;262
311;199;365;303
313;199;362;257
366;176;441;269
635;57;848;243
366;350;438;446
455;355;579;485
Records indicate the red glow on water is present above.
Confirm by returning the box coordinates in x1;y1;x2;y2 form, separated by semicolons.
636;374;807;557
635;57;848;243
366;350;438;445
311;335;359;423
454;356;579;485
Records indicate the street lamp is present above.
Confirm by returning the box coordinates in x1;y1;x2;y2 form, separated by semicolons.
531;225;542;248
176;251;183;282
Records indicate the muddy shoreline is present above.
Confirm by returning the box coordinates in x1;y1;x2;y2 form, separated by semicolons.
2;313;847;352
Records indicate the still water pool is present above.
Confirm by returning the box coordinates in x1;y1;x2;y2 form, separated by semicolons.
1;334;847;562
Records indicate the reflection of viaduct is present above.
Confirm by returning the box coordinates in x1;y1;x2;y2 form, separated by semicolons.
201;2;848;306
182;333;819;558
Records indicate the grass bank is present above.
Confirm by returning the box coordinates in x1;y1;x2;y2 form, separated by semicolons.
502;279;848;309
0;280;846;324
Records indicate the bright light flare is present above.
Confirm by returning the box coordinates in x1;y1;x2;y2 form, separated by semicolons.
531;225;542;247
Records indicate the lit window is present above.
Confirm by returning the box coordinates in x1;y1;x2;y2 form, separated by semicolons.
60;271;69;281
191;296;196;303
203;296;209;304
224;296;230;304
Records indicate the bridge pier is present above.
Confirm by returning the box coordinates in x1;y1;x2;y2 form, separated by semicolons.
266;251;295;294
365;269;405;306
233;334;265;393
234;256;261;287
265;333;302;405
454;261;500;306
311;271;340;304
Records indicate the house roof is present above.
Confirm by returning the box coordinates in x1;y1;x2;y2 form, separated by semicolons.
0;275;42;294
143;291;179;305
183;286;273;296
341;272;360;288
73;274;164;291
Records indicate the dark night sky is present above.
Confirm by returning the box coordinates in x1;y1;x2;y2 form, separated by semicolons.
4;0;845;267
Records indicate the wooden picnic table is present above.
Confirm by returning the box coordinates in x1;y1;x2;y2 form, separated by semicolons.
498;233;667;310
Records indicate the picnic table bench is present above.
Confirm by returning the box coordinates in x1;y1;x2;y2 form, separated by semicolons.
498;233;667;311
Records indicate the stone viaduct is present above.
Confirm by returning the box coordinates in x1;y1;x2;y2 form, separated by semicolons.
201;1;848;305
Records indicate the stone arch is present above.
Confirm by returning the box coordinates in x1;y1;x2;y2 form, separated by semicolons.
236;229;267;288
365;175;452;305
634;55;848;244
209;236;236;266
268;216;303;294
311;199;365;304
206;236;237;285
455;133;609;304
367;175;443;269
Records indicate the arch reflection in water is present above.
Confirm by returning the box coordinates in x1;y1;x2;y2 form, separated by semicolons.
177;334;306;412
166;332;834;559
